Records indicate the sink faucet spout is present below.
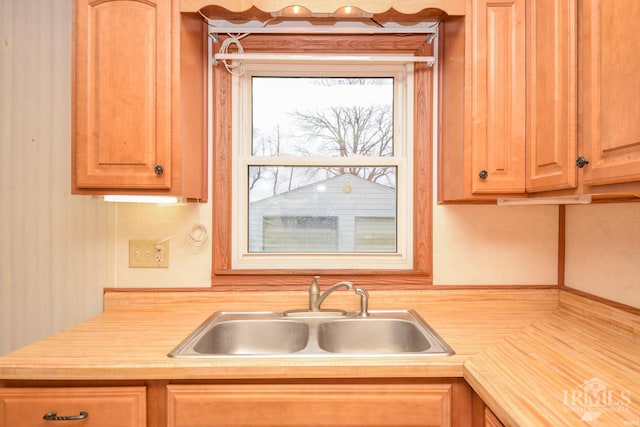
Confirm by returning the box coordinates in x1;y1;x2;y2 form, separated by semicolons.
309;279;353;312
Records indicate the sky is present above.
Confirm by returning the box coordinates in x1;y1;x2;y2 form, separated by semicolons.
251;77;393;133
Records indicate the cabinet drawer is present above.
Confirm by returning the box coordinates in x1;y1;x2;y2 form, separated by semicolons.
0;387;146;427
167;383;451;427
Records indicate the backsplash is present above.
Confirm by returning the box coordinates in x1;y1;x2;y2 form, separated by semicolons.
565;203;640;308
113;202;212;287
111;201;559;287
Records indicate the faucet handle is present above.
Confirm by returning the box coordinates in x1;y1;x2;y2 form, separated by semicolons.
308;276;321;311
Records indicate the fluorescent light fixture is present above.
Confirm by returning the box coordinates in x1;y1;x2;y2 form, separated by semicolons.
102;195;181;204
497;195;592;206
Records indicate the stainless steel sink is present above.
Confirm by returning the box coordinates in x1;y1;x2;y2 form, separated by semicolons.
317;318;432;354
193;319;309;355
169;310;454;358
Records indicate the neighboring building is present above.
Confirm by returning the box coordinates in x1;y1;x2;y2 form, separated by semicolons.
248;174;396;253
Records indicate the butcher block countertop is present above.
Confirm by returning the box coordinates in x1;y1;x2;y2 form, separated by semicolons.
1;288;639;426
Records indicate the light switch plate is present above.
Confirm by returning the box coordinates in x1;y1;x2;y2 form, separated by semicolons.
129;239;169;268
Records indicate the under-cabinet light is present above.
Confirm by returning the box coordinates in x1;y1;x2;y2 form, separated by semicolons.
102;195;181;204
497;195;592;206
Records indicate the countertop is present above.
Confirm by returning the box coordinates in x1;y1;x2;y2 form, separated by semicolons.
0;288;638;426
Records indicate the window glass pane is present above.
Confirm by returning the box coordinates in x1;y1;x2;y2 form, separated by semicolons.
355;217;397;252
262;216;338;252
249;166;396;202
252;77;394;157
248;167;397;253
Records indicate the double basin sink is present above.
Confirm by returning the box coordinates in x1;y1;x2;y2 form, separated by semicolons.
168;310;454;358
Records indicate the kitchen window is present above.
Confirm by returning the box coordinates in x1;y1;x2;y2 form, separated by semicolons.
234;65;412;270
211;33;434;288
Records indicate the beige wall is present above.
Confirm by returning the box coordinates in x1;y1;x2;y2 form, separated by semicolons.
111;200;560;288
565;203;640;308
433;204;559;285
2;0;639;355
113;202;212;287
0;0;112;355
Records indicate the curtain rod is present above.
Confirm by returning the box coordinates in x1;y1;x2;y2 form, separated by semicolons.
207;25;438;35
213;52;436;66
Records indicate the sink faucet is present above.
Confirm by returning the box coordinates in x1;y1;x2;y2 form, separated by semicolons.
309;276;353;312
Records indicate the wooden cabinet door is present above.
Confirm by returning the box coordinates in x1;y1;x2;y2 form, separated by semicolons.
74;0;172;190
484;408;505;427
470;0;526;194
526;0;578;192
579;0;640;186
167;383;452;427
0;387;146;427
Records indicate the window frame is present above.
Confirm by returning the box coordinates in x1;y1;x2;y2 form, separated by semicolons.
211;33;434;289
233;64;413;270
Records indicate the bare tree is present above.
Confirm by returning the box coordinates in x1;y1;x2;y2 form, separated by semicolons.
250;126;285;195
249;77;395;201
293;104;394;183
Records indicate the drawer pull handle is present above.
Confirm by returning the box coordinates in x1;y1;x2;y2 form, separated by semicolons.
43;411;88;421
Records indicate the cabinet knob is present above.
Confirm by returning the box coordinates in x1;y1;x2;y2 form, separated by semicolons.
478;170;488;179
576;157;589;168
154;165;164;175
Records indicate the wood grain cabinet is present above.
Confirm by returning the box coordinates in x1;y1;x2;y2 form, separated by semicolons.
0;387;146;427
166;383;465;427
526;0;578;193
440;0;640;201
578;0;640;189
471;392;505;427
470;0;526;196
0;380;480;427
482;408;505;427
439;0;527;201
72;0;207;199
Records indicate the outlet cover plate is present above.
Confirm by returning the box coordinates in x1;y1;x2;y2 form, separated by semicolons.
129;240;169;268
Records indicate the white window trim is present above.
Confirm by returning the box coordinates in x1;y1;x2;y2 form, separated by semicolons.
231;61;414;270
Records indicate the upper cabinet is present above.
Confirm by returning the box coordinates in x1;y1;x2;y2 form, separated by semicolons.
470;0;526;195
439;0;640;202
72;0;207;200
439;0;526;200
579;0;640;189
526;0;578;193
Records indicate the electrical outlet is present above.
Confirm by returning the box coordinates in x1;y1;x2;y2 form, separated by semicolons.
129;240;169;268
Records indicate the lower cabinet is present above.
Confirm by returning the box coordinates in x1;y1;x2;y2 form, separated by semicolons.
0;386;146;427
167;382;460;427
483;408;505;427
0;379;484;427
471;391;505;427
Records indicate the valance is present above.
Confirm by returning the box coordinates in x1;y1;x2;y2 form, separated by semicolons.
180;0;465;16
